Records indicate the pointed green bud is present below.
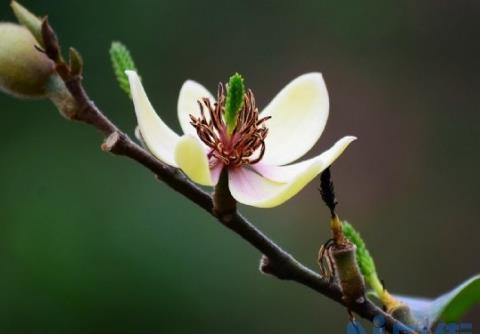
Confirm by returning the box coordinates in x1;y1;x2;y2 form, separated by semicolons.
11;1;44;47
0;23;55;98
224;73;245;135
110;41;137;97
342;222;377;283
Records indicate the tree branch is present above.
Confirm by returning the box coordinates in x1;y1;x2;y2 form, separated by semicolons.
40;20;417;334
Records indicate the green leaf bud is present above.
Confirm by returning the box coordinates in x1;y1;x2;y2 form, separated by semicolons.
110;41;137;97
342;221;377;280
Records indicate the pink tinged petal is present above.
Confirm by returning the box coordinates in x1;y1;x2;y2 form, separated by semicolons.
177;80;215;136
253;136;357;183
174;135;221;186
126;70;179;167
261;73;330;166
229;136;356;208
210;162;224;185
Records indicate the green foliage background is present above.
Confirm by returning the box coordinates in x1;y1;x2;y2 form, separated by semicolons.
0;1;479;333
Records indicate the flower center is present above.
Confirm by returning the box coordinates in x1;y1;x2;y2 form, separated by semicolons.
189;83;271;168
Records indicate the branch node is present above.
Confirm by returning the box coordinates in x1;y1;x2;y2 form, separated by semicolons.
259;254;269;269
259;255;275;276
101;131;123;153
259;255;294;280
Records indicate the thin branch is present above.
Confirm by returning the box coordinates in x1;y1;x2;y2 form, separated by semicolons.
39;19;417;334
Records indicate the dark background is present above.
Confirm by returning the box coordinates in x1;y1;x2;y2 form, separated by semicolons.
0;1;479;333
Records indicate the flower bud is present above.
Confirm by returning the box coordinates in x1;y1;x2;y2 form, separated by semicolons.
0;23;55;98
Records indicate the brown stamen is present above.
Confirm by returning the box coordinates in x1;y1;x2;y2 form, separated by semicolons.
189;84;270;168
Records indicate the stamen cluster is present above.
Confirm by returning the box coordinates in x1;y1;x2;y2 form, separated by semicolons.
190;83;271;168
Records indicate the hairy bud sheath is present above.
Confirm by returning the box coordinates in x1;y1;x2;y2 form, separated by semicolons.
0;23;55;98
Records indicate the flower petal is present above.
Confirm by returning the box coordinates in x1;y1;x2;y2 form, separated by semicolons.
177;80;215;136
126;70;179;167
174;135;221;186
253;136;356;183
261;73;330;166
229;136;355;208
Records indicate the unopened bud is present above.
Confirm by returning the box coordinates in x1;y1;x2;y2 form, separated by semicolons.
0;23;55;98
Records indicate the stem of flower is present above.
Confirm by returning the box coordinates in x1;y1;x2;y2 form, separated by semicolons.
212;169;237;218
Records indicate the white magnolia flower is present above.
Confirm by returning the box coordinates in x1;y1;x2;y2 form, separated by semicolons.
126;71;356;208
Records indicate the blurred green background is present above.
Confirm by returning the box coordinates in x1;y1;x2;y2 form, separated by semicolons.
1;1;479;333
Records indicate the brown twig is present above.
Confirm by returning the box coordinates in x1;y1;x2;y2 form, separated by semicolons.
38;18;417;334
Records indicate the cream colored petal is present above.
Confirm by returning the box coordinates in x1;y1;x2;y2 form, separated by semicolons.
229;136;356;208
261;73;330;166
126;70;179;167
177;80;215;136
174;135;221;186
